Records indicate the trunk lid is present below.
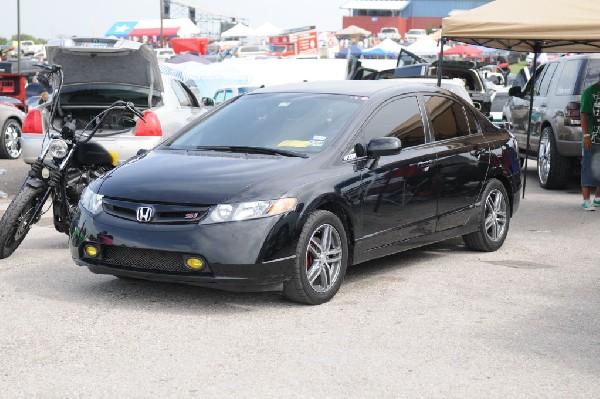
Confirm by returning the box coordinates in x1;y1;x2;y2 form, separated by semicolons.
46;37;163;92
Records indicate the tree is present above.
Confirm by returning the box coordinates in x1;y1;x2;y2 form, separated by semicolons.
9;34;46;44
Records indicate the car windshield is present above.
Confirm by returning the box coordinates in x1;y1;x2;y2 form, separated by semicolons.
168;92;365;154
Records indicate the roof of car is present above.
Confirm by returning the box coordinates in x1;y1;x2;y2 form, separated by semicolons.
251;80;445;97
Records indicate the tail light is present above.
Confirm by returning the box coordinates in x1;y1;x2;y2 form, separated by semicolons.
135;111;162;137
565;101;581;126
22;109;43;133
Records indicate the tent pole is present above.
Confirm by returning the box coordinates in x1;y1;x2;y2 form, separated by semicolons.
437;37;446;87
523;43;541;199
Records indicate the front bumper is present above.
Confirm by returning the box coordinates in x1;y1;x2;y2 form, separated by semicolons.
70;208;298;290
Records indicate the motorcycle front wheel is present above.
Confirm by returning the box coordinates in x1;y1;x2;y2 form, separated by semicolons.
0;185;45;259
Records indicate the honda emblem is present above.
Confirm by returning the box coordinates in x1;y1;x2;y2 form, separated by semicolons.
136;206;154;222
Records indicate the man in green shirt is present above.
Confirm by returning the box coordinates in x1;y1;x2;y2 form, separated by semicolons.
579;82;600;210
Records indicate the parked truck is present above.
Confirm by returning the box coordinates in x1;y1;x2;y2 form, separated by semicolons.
267;26;318;58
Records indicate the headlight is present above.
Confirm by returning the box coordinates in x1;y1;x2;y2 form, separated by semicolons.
80;186;104;215
49;139;69;159
201;198;297;224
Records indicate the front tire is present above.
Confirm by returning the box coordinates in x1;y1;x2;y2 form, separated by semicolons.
0;119;22;159
463;179;510;252
537;126;571;189
0;185;45;259
283;210;348;305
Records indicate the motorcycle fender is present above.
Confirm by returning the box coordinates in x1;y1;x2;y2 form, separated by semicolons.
25;177;45;189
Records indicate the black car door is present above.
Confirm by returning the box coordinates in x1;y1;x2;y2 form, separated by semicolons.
353;95;438;256
422;94;490;231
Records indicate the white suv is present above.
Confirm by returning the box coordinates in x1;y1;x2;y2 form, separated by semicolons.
378;27;401;41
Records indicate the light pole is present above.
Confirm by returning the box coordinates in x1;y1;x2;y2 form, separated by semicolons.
17;0;21;74
160;0;164;48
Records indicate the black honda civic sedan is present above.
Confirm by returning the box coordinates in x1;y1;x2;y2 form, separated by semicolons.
71;80;521;305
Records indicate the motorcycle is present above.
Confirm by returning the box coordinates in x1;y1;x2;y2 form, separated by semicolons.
0;63;146;259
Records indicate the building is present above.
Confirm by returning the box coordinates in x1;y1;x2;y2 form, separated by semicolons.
340;0;491;38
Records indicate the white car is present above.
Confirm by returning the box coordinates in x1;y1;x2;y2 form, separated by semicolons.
404;29;427;43
154;47;175;62
21;37;206;164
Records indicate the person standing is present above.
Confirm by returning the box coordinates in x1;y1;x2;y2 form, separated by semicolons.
579;81;600;210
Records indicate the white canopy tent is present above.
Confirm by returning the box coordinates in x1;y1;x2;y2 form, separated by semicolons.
254;22;282;37
406;36;445;56
221;23;257;38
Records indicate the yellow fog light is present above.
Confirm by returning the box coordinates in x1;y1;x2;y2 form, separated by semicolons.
84;245;98;258
185;257;204;270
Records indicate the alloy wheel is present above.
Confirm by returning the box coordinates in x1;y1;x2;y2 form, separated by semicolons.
484;189;507;242
304;223;342;293
3;122;22;159
538;133;550;185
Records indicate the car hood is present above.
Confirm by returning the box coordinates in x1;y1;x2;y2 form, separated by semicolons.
97;150;307;205
46;37;163;92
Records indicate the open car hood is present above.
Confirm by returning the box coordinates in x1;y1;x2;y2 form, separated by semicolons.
46;37;163;92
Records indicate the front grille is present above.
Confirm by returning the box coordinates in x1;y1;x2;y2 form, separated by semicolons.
101;245;208;274
103;198;210;224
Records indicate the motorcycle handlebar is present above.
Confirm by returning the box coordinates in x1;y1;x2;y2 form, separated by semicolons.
33;63;62;73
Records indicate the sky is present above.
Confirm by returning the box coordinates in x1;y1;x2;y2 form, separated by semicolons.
1;0;349;39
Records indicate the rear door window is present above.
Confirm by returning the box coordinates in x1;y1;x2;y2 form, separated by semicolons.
424;95;471;140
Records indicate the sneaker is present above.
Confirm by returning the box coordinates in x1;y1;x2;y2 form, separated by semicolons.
582;200;596;211
594;198;600;207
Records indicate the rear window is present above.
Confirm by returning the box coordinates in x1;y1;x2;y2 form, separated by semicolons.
580;59;600;94
555;59;584;96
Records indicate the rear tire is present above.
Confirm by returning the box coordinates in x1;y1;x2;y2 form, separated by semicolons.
0;119;22;159
0;185;44;259
282;210;348;305
537;126;571;189
463;179;510;252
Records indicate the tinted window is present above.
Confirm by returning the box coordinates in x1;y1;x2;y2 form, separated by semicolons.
425;95;471;140
169;93;364;154
555;59;584;96
537;62;558;96
362;96;425;148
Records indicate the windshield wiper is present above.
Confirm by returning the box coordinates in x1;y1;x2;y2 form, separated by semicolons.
194;146;309;158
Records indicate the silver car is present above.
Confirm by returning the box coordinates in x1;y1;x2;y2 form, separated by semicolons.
21;37;205;164
0;103;24;159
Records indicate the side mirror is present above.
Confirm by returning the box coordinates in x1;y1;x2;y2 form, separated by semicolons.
508;86;522;97
202;97;215;107
367;137;401;158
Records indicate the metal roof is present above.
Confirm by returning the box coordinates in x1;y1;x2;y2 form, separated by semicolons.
340;1;410;11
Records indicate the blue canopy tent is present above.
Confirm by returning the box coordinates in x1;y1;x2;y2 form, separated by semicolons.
361;47;398;59
335;45;363;59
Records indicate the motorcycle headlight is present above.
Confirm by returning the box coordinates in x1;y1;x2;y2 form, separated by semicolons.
201;198;297;224
80;186;104;215
49;139;69;159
